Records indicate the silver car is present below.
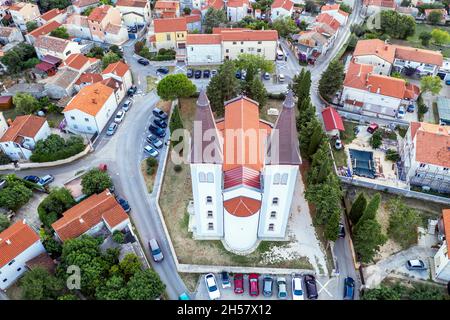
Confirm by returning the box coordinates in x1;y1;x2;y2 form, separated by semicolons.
149;238;164;262
277;277;288;299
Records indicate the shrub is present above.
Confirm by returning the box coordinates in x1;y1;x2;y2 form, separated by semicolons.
146;157;157;175
30;134;85;162
174;164;182;172
385;149;400;162
112;230;125;244
81;168;113;196
370;131;383;149
0;152;11;164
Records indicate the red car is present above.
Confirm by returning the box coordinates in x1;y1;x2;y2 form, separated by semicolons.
249;273;259;297
234;273;244;294
367;123;379;134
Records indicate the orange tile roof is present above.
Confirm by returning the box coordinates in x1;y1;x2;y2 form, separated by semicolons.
102;60;129;77
154;17;187;32
72;0;99;8
63;53;92;70
365;74;406;99
63;82;114;116
116;0;147;7
0;115;46;142
338;9;350;16
185;14;201;23
35;35;70;53
28;20;61;38
217;29;278;41
39;8;65;22
316;13;341;31
343;61;374;89
410;122;450;168
393;45;443;67
88;5;110;22
353;39;396;63
187;33;221;45
223;196;261;217
443;209;450;256
51;189;129;241
75;72;103;85
271;0;294;11
321;3;340;11
227;0;249;7
202;0;224;10
154;0;178;10
161;11;176;18
0;220;40;268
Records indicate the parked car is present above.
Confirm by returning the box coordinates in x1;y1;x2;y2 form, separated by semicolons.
304;274;318;300
235;70;241;79
278;73;285;83
343;277;355;300
249;273;259;297
292;274;304;300
233;273;244;294
211;69;217;77
148;238;164;262
446;79;450;86
338;223;345;238
205;273;221;300
187;69;193;78
178;292;190;300
117;197;130;213
407;104;415;113
203;69;210;78
153;107;168;120
156;67;169;74
38;175;54;187
127;85;137;96
277;277;288;299
137;58;149;66
153;118;167;129
144;145;159;157
122;100;132;112
437;71;447;80
106;123;118;136
146;134;163;148
114;110;125;123
194;69;202;79
397;106;406;118
406;259;427;271
367;123;379;134
241;70;247;80
149;124;166;138
24;175;40;184
221;271;231;289
263;72;271;80
335;139;342;150
262;275;273;297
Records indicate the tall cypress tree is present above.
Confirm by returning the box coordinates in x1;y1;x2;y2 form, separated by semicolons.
318;59;344;102
349;193;367;225
298;70;311;102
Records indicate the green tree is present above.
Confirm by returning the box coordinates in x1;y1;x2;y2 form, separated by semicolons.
157;74;196;101
235;53;274;86
204;8;227;33
354;219;387;263
318;60;344;101
26;21;38;32
247;78;267;108
420;75;442;95
370;130;383;149
183;7;191;15
363;285;402;300
50;26;69;39
102;52;121;69
20;267;63;300
307;123;326;158
127;269;166;300
95;275;129;300
13;93;39;115
109;45;123;58
290;69;311;103
134;41;145;54
307;143;333;185
87;46;105;59
58;294;79;300
419;31;432;46
0;179;33;211
38;187;76;228
169;104;184;148
304;0;317;12
409;283;447;300
30;134;85;162
112;230;125;244
0;152;11;164
339;3;352;13
118;254;142;280
39;0;71;11
206;60;240;116
272;16;298;37
40;229;63;257
431;28;450;45
0;214;10;232
349;193;367;225
358;193;381;224
427;10;443;25
81;168;113;196
380;10;415;39
387;198;421;249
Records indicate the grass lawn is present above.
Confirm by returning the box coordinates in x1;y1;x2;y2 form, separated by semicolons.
146;76;157;93
46;112;64;128
341;121;358;144
395;24;450;57
332;148;347;168
260;98;285;123
179;273;200;292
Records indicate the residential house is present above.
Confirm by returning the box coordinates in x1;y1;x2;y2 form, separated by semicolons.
322;106;345;137
396;6;419;18
363;0;396;15
116;0;151;27
399;122;450;193
71;0;100;14
87;5;128;45
25;20;62;44
434;209;450;282
8;2;40;31
154;0;180;18
101;60;132;102
0;115;51;161
2;83;47;99
0;220;46;290
353;39;444;76
226;0;251;23
35;54;62;77
187;33;223;64
36;8;67;26
185;13;202;32
74;72;103;92
292;30;328;63
190;90;301;253
61;53;100;74
270;0;294;20
34;35;82;61
424;8;447;24
151;17;187;51
63;82;117;134
51;189;131;242
320;3;349;25
199;0;224;15
341;61;420;118
64;14;92;40
437;96;450;125
0;26;23;44
44;68;80;99
411;0;435;5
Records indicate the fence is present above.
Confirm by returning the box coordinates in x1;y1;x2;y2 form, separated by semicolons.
339;176;450;205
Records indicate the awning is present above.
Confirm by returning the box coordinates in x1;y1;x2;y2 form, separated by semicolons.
41;55;61;65
35;61;55;72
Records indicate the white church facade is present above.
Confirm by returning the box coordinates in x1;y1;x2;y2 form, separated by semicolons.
189;90;301;253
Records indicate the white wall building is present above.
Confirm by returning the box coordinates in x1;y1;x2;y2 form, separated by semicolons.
434;209;450;282
116;0;151;27
226;0;251;22
34;35;82;61
186;34;223;65
270;0;294;20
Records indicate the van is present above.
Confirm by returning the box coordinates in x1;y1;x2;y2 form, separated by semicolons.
149;238;164;262
278;74;285;83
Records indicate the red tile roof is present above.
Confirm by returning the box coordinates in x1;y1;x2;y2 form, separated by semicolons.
63;82;114;116
88;5;110;22
316;12;341;31
271;0;294;11
72;0;99;8
223;166;261;189
75;72;103;85
161;11;176;18
185;14;201;23
227;0;249;7
0;115;46;142
39;8;65;22
51;189;129;241
154;0;178;10
321;3;340;11
116;0;147;7
363;0;396;8
153;17;187;32
224;196;261;217
410;122;450;168
28;20;61;38
443;209;450;256
187;33;221;45
322;106;344;131
102;60;129;77
63;53;93;70
0;221;40;268
393;45;443;67
205;0;224;10
353;39;396;64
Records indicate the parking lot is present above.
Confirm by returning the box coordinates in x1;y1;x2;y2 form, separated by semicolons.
194;273;346;300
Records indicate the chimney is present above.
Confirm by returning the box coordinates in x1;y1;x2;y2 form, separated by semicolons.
92;98;96;104
6;239;11;245
79;218;84;223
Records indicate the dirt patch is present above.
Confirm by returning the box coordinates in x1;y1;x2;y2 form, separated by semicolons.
5;282;22;300
179;273;200;293
146;76;157;93
156;100;172;113
374;201;402;262
13;192;47;230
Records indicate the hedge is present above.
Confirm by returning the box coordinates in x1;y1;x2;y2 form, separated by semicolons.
30;134;85;163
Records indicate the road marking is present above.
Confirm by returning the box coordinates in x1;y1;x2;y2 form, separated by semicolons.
317;278;334;297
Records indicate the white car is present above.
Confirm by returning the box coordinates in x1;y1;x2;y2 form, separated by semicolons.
122;100;132;112
292;274;304;300
143;145;159;157
114;110;125;123
397;106;406;118
205;273;220;300
335;139;343;150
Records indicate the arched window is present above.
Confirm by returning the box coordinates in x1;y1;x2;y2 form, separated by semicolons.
281;173;288;185
273;173;280;185
207;172;214;183
199;172;206;182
